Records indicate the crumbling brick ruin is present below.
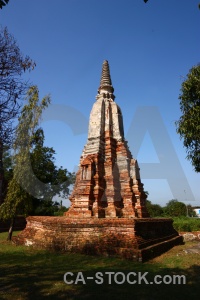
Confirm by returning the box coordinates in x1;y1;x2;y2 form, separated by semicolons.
15;61;183;261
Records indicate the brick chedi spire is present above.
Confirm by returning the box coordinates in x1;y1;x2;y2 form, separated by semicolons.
98;60;114;97
16;61;182;262
66;61;149;218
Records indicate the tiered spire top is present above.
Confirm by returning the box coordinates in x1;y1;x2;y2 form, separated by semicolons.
98;60;114;96
100;60;112;86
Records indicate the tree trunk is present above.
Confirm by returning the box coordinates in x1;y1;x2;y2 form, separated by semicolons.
7;217;15;241
0;140;4;205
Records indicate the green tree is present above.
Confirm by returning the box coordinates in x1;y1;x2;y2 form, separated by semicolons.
0;26;35;205
1;128;75;217
0;86;50;240
186;204;197;218
29;128;75;216
164;199;187;217
175;65;200;172
1;147;13;203
146;200;164;217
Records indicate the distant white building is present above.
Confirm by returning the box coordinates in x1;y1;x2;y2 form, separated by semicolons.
193;207;200;218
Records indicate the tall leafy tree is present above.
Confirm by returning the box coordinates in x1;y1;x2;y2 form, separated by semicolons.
30;128;75;216
1;147;13;202
0;86;75;239
164;199;187;217
0;26;35;204
176;65;200;172
0;86;50;240
146;200;164;217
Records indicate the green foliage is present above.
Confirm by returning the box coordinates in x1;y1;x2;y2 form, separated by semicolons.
29;127;75;215
176;65;200;172
146;200;164;217
145;199;196;219
173;217;200;232
0;87;75;219
1;147;13;203
164;199;187;217
0;26;35;146
0;86;50;220
33;200;63;216
146;199;196;219
1;132;75;218
2;147;13;182
30;128;74;200
53;206;69;216
186;204;197;217
0;180;32;219
0;26;35;205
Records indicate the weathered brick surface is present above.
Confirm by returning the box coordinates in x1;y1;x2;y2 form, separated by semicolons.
15;61;183;261
179;231;200;241
15;216;183;261
66;61;148;219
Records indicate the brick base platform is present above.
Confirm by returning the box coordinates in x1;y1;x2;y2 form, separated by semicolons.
14;216;183;261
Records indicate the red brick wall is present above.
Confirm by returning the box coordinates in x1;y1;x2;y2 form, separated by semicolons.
15;216;182;261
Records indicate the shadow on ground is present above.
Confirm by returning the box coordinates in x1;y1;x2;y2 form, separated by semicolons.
0;242;200;300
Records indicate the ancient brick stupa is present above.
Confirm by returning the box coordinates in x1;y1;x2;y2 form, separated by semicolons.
66;60;149;219
16;60;182;261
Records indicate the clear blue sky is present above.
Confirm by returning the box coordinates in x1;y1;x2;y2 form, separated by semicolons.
0;0;199;207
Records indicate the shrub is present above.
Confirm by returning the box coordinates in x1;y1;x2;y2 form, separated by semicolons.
173;217;200;232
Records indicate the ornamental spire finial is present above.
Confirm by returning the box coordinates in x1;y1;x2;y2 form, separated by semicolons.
98;60;114;97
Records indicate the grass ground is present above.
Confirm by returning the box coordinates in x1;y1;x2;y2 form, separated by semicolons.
0;232;200;300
